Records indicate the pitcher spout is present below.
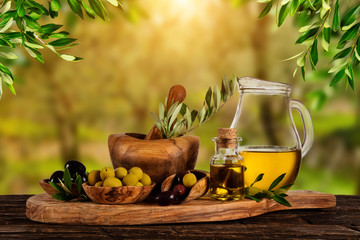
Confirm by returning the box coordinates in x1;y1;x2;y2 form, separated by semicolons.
237;77;291;94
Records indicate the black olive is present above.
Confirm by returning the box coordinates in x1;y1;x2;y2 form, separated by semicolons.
80;172;88;183
64;160;86;175
50;170;64;183
171;174;182;189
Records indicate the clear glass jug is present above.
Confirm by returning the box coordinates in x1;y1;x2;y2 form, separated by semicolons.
230;77;314;190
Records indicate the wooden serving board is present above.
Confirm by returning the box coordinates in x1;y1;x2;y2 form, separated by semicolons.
26;190;336;225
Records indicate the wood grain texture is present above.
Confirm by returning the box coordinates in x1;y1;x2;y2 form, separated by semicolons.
82;182;155;204
26;190;336;225
108;133;199;184
1;194;359;239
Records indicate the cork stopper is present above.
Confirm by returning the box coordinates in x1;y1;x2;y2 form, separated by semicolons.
217;128;237;149
217;128;237;139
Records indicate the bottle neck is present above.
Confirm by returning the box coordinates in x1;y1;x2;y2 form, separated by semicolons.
213;138;239;155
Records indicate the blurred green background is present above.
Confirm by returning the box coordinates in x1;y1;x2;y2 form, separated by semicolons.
0;0;359;195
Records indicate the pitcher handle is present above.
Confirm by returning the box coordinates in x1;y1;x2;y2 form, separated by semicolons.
290;100;314;157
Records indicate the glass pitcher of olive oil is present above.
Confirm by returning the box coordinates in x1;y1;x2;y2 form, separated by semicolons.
230;77;314;190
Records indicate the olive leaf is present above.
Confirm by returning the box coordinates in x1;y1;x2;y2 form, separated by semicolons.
198;105;206;124
332;0;340;31
258;0;273;18
191;110;198;122
268;173;286;190
205;87;212;108
63;167;73;191
58;179;72;195
280;184;293;190
340;5;360;30
49;181;65;193
271;195;291;207
168;103;183;127
330;69;345;86
250;173;264;187
213;84;221;110
245;194;261;202
75;173;83;194
295;28;319;44
245;172;291;207
332;47;351;61
277;2;290;27
52;192;74;201
159;103;165;121
290;0;300;16
310;39;318;68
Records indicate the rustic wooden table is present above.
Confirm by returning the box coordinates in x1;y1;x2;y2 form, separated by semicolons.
0;194;359;239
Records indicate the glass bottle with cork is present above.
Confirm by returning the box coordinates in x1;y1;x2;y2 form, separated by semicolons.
210;128;245;200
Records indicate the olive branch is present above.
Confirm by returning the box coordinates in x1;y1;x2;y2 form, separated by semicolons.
245;173;293;207
151;76;237;139
258;0;360;90
0;0;124;99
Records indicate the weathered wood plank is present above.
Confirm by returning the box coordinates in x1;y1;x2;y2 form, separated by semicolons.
101;224;360;239
0;194;359;239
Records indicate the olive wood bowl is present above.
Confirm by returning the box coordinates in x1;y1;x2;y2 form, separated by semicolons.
39;179;79;196
108;133;200;185
161;170;209;202
82;182;156;204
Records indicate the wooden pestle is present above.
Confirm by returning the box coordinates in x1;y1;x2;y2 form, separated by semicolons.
145;85;186;140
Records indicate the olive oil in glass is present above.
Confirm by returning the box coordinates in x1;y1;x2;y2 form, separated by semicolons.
240;147;301;190
210;129;244;201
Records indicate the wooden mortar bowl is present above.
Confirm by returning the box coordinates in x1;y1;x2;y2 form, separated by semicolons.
108;133;200;185
82;182;156;204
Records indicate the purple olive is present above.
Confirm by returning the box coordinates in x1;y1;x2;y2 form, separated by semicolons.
173;184;187;199
158;191;177;206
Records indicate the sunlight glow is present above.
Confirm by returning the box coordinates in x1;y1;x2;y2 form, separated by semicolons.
153;0;222;24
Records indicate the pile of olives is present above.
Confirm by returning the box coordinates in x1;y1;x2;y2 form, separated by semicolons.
49;160;88;184
154;172;198;206
87;166;152;187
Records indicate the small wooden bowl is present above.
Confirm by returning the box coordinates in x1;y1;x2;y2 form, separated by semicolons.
39;179;79;196
82;182;156;204
161;170;209;202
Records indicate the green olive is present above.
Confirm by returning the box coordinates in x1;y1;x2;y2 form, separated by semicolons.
100;167;115;181
115;167;128;179
103;177;122;187
129;167;143;181
122;173;139;186
94;181;103;187
135;182;143;187
140;173;151;186
182;173;197;188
